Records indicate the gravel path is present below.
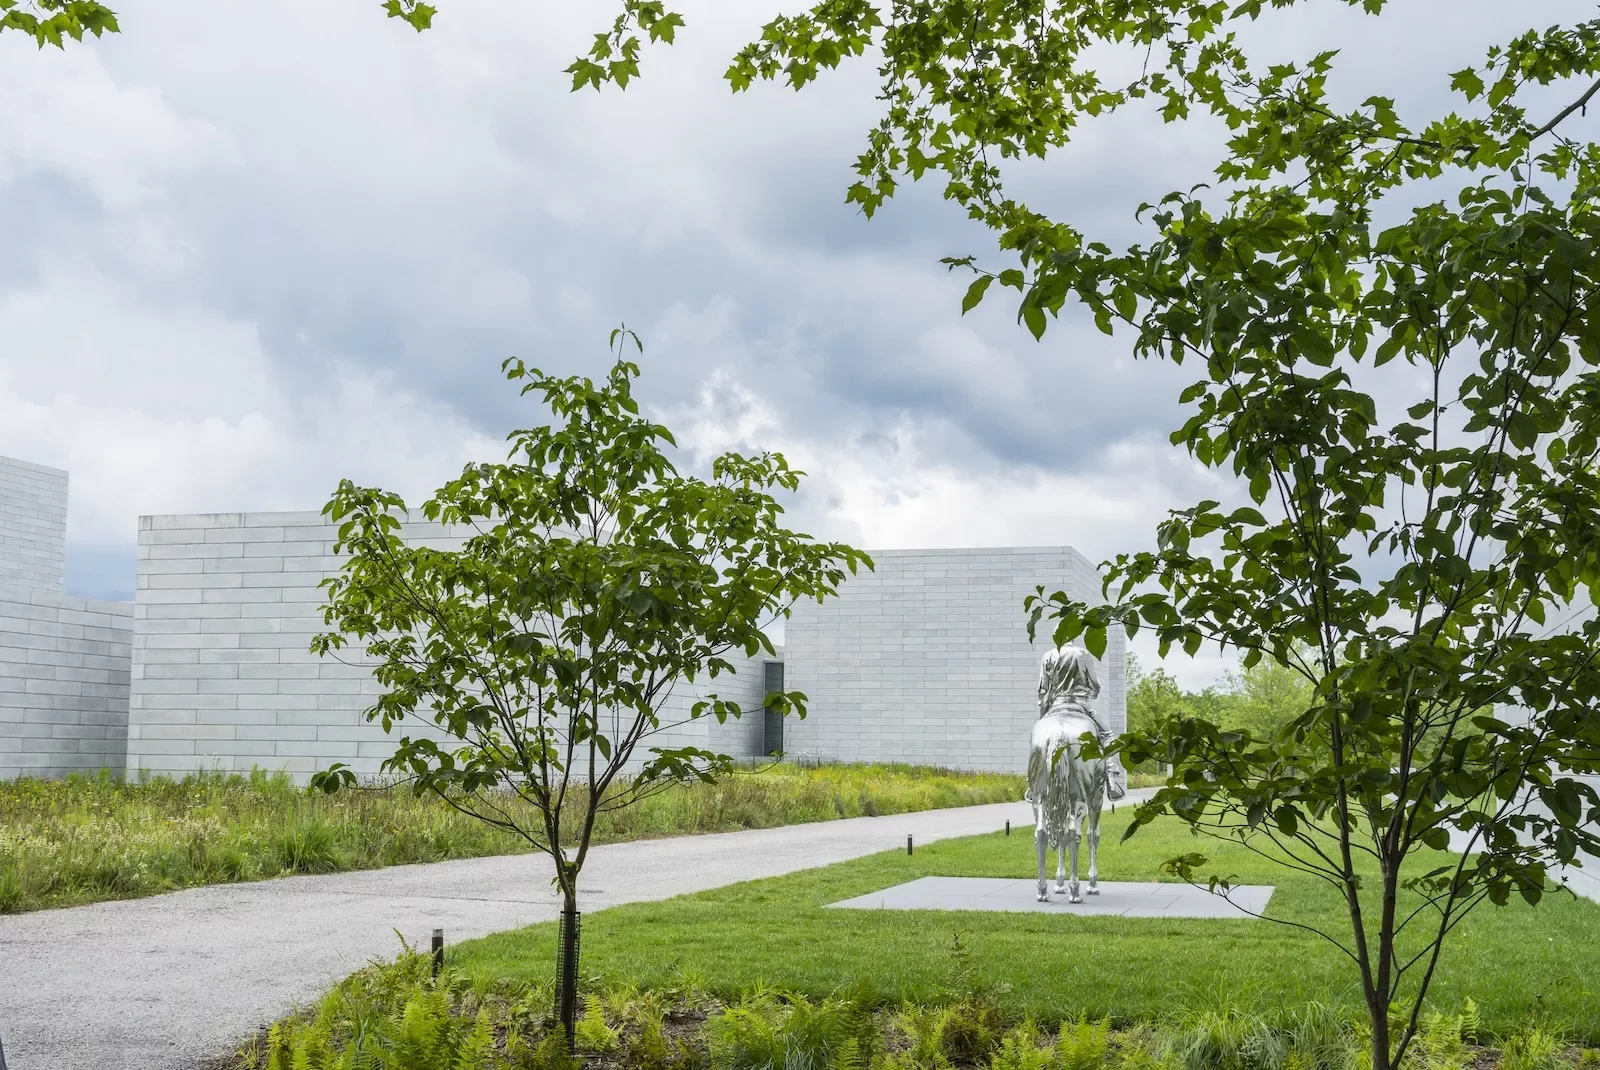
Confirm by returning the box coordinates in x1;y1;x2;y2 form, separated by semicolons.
0;799;1046;1070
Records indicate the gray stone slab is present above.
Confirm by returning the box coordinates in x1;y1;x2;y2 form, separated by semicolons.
827;876;1274;918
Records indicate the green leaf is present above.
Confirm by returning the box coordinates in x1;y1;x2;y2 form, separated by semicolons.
962;274;994;314
381;0;436;31
1022;302;1047;340
1451;67;1485;101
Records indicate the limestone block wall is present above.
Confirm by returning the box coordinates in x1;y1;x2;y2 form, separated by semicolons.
0;456;68;594
703;653;782;760
0;585;132;779
782;546;1123;774
127;511;772;780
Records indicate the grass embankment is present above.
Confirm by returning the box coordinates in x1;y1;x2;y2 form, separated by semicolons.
0;763;1023;914
454;812;1600;1042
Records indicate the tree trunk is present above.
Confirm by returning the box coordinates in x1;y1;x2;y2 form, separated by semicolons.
1370;1003;1391;1070
555;885;581;1049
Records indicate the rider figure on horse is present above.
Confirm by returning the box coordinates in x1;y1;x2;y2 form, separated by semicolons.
1035;644;1127;800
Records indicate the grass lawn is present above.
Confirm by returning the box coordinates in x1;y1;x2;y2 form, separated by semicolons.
454;811;1600;1042
0;762;1022;913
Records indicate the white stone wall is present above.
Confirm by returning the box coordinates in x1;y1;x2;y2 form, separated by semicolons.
0;585;132;779
127;511;772;781
703;653;782;760
0;456;68;594
782;546;1123;774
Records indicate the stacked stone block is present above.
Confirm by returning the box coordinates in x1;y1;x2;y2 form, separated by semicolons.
782;546;1124;774
0;586;132;779
0;456;68;594
126;511;771;780
0;456;133;779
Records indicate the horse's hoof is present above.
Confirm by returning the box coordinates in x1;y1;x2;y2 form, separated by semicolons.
1036;891;1050;903
1053;882;1066;894
1086;886;1100;895
1069;893;1084;904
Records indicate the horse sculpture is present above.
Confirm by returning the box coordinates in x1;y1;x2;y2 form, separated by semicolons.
1027;644;1125;903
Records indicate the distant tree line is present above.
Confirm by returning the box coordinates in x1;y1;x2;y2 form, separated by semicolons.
1125;654;1313;745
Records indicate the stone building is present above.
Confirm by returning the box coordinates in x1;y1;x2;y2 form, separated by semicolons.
0;455;1119;782
122;514;1115;778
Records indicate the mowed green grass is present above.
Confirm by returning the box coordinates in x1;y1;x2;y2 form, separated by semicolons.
454;811;1600;1041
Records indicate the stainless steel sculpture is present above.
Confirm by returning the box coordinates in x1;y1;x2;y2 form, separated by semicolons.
1027;643;1126;903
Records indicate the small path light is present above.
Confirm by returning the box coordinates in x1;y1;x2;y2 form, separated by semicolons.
431;928;444;978
1005;820;1010;836
907;835;913;855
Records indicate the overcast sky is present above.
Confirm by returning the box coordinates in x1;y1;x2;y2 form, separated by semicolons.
0;0;1588;688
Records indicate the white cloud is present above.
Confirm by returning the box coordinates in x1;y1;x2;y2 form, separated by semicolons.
0;269;501;547
0;41;233;208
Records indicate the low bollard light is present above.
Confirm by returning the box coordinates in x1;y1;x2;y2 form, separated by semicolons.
431;928;444;978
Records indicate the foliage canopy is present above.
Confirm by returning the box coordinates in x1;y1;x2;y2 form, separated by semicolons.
0;0;115;46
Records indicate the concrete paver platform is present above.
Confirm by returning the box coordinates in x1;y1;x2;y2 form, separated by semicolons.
828;875;1274;917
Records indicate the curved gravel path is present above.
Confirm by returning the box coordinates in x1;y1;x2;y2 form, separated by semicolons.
1;798;1051;1070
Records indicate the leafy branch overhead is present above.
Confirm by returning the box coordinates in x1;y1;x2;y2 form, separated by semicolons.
0;0;116;47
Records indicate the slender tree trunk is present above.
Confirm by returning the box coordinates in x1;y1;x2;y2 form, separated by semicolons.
1373;860;1401;1070
1370;1003;1391;1070
556;880;581;1049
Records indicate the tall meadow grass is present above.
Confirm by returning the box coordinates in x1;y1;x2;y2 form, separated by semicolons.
0;763;1023;913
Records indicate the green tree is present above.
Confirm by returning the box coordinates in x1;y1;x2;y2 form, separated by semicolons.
1129;654;1313;742
503;4;1600;1068
1210;657;1317;740
309;330;869;1044
1124;652;1186;737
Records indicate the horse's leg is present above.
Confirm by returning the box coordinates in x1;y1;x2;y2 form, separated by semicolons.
1054;832;1067;894
1086;807;1101;894
1085;769;1103;894
1035;825;1050;902
1065;817;1083;903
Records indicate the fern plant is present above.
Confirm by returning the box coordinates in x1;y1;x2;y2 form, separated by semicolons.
707;991;873;1070
1054;1016;1112;1070
577;996;621;1054
989;1021;1053;1070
